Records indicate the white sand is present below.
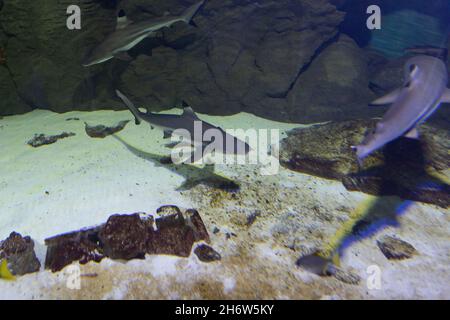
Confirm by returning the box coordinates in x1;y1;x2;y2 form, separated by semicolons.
0;109;448;299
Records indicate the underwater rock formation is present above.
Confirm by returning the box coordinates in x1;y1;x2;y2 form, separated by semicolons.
287;35;377;123
377;235;417;260
0;0;121;114
45;207;210;272
27;132;76;147
280;120;450;207
0;0;350;124
0;232;41;276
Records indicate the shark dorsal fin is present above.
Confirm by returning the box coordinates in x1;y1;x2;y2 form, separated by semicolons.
116;10;132;30
182;106;199;119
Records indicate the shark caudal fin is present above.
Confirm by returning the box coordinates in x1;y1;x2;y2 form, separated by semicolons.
181;0;205;25
115;90;143;125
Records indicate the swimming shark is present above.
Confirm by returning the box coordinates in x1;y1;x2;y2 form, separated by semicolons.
353;54;450;163
83;0;205;67
115;90;251;159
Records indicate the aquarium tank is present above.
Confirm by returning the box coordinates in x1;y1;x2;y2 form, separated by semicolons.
0;0;449;301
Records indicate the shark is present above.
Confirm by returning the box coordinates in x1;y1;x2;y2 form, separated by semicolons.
353;54;450;163
115;90;251;160
83;0;205;67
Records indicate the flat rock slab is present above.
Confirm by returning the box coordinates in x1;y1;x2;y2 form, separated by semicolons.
27;132;75;147
84;120;130;138
280;119;450;207
45;206;211;272
377;235;417;260
0;232;41;275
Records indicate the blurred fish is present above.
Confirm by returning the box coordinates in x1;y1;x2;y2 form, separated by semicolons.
83;0;205;66
353;55;450;163
0;259;15;281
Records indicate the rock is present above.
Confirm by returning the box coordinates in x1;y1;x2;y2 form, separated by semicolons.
45;227;104;272
287;35;378;123
0;66;31;115
99;214;152;260
44;207;210;272
0;0;121;115
84;120;130;138
194;244;221;262
377;235;417;260
117;0;345;120
0;232;40;275
148;212;196;257
280;120;450;207
332;267;361;285
27;132;76;147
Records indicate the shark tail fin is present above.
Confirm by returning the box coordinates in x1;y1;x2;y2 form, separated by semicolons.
115;90;142;125
181;0;205;25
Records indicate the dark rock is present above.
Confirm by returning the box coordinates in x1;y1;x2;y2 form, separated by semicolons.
27;132;76;148
84;120;130;138
0;0;121;115
44;207;210;272
98;214;152;260
194;244;221;262
156;205;182;216
117;0;345;120
377;236;417;260
331;267;361;285
0;232;40;275
185;209;210;243
0;67;31;115
280;120;450;207
45;227;104;272
148;212;195;257
287;35;378;123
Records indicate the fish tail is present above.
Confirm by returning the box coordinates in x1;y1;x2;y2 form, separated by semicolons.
181;0;205;24
115;90;142;125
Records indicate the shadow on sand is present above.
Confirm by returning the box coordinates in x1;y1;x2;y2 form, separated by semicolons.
298;137;449;275
112;134;240;192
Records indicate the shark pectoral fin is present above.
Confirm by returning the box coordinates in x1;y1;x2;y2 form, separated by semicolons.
369;88;402;106
115;52;133;61
440;88;450;104
404;127;420;139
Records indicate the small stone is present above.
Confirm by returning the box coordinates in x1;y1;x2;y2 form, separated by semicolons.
377;236;417;260
27;132;75;148
331;268;361;285
194;244;221;263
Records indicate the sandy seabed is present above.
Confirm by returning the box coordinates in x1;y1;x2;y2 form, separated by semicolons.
0;109;449;299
